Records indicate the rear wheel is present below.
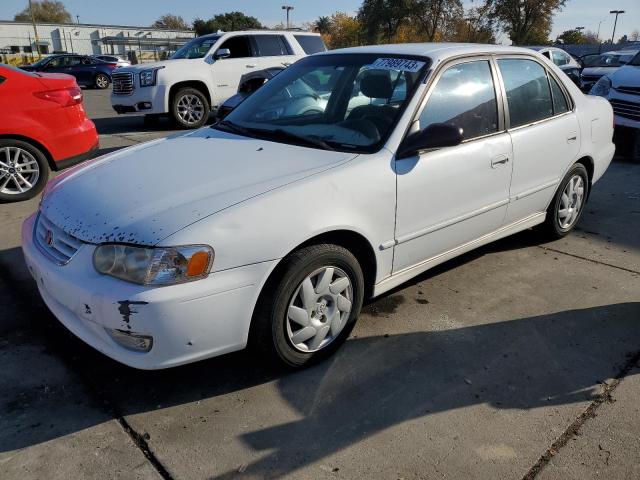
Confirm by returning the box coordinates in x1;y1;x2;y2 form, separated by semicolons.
95;73;110;89
250;244;364;368
170;87;209;129
539;163;589;239
0;139;49;203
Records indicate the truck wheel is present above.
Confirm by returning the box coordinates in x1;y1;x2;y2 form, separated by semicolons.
0;139;49;203
171;88;209;129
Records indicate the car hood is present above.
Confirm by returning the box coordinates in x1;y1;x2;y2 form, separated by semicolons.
41;128;357;245
610;65;640;87
115;58;197;73
582;66;618;76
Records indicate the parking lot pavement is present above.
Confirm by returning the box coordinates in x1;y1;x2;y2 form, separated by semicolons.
0;89;639;479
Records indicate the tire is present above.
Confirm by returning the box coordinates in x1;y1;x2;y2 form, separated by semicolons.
250;244;365;368
95;73;110;89
0;139;49;203
539;163;589;239
170;87;209;129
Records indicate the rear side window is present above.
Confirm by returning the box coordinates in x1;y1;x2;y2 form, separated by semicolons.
419;60;498;141
294;35;327;54
498;58;553;128
254;35;290;56
218;36;252;58
549;75;569;115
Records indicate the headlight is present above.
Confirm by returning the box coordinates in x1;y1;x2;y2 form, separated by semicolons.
93;244;214;285
139;67;162;87
589;76;611;97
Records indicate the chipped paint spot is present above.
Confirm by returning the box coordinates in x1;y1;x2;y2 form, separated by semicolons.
117;300;149;323
84;304;92;315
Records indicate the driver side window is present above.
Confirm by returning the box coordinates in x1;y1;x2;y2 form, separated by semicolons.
418;60;499;141
217;36;252;58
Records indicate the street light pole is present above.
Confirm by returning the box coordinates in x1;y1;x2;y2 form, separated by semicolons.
609;10;625;44
596;20;605;41
281;5;294;30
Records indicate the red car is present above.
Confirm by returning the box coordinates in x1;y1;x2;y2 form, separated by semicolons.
0;64;98;203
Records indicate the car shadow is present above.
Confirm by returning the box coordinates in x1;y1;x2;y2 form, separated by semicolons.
1;234;639;479
92;114;216;136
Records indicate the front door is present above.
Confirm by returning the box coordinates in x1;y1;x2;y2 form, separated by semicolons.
393;59;513;273
210;35;256;106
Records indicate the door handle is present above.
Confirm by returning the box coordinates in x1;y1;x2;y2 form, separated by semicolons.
491;155;509;168
567;132;578;143
282;62;292;67
246;64;257;68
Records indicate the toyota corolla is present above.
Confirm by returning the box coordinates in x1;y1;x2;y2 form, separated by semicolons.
22;44;615;369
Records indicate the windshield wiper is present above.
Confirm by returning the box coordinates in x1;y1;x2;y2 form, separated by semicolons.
214;120;255;138
258;128;336;151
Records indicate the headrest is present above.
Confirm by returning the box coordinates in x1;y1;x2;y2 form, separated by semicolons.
360;70;393;99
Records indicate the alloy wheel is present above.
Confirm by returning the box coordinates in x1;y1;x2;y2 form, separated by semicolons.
176;94;205;125
558;174;585;229
286;266;353;353
0;146;40;196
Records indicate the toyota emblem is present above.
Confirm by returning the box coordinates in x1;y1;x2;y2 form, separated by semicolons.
44;229;54;246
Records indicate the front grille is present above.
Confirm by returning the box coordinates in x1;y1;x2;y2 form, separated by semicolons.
112;72;134;95
610;99;640;121
34;213;84;265
616;86;640;96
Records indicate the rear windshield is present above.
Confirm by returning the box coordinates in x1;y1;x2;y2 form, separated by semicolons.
294;35;327;54
0;64;40;77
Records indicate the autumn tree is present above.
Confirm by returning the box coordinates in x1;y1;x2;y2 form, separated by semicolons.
322;13;362;49
14;0;71;23
315;16;331;34
358;0;410;43
484;0;565;45
152;14;190;30
411;0;463;42
193;12;262;36
447;5;495;43
557;29;586;45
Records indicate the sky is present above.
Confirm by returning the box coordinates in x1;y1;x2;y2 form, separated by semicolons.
1;0;638;43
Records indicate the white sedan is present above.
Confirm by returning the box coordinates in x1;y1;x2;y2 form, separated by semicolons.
22;44;615;369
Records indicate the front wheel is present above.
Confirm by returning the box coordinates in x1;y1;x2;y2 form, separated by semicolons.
170;88;209;129
250;244;364;368
0;139;49;203
95;73;110;89
540;163;589;239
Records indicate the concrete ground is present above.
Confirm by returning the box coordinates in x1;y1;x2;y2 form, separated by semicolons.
0;88;639;480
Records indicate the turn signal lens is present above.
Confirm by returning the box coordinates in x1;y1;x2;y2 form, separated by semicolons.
187;251;211;277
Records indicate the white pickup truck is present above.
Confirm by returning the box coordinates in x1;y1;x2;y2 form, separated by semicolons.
110;30;326;128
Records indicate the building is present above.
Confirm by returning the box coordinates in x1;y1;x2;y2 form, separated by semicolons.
0;20;195;65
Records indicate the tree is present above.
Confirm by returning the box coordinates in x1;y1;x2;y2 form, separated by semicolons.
484;0;565;45
358;0;410;43
411;0;463;42
583;30;599;45
447;6;495;43
322;13;362;49
193;12;262;36
315;16;331;34
14;0;72;23
557;29;587;45
152;14;190;30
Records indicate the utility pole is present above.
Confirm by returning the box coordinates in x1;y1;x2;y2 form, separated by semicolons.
609;10;625;44
28;0;41;57
281;5;294;30
76;15;80;24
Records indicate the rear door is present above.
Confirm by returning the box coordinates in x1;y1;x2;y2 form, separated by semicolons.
495;57;580;224
210;35;256;106
253;34;298;69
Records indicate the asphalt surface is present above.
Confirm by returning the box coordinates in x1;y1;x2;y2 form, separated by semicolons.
1;88;639;480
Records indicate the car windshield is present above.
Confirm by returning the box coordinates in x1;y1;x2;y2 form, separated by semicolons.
217;53;430;153
171;36;219;59
590;52;637;67
29;57;50;68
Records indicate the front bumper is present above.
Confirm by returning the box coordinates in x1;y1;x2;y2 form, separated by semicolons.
21;213;275;369
111;84;168;116
607;90;640;130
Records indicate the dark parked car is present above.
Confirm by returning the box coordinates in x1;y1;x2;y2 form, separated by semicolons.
21;54;117;89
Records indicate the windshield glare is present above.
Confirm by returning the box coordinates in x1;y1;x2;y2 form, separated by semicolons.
590;52;637;68
171;36;219;59
220;54;430;153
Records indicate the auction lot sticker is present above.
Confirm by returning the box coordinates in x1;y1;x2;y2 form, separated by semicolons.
368;58;426;72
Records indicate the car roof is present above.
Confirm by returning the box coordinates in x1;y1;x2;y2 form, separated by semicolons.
198;30;321;39
316;43;539;63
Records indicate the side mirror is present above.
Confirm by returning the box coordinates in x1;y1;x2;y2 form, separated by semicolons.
396;123;463;159
214;48;231;60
